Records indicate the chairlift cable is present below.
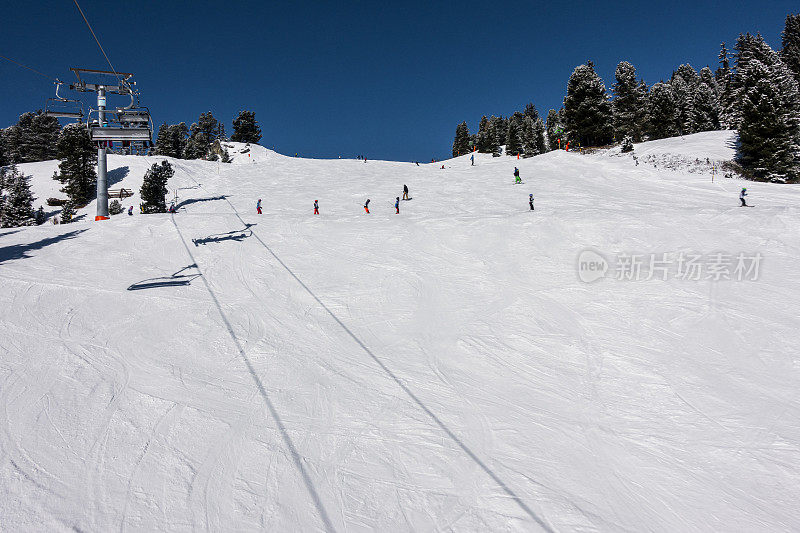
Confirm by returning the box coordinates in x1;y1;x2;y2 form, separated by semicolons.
0;53;59;81
72;0;122;85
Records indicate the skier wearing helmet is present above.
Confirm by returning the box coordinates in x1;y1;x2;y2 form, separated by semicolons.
529;193;534;211
740;188;748;207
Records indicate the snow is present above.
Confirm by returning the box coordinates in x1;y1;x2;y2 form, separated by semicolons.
2;133;800;531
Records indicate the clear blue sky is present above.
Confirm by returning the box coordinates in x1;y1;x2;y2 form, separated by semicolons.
0;1;796;161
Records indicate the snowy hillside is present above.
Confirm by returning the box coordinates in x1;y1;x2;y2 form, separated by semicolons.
2;132;800;531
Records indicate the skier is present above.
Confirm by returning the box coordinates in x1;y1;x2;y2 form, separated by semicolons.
529;194;534;211
470;153;474;166
364;199;370;214
128;206;133;216
314;200;319;215
514;167;521;184
395;197;400;214
257;198;262;214
168;202;176;213
740;187;748;207
403;184;409;200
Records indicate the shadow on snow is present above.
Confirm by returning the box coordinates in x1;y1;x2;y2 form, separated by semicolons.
0;229;87;265
127;263;202;291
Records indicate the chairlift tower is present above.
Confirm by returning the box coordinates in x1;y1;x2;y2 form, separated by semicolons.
61;68;153;220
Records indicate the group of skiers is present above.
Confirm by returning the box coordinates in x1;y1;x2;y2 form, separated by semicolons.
252;169;754;219
257;185;411;215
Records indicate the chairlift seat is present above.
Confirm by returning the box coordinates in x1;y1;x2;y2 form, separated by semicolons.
45;111;85;119
89;126;152;142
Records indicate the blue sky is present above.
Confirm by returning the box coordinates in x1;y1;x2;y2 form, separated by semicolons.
0;1;796;161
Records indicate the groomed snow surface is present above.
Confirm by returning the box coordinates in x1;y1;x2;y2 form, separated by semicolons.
2;131;800;531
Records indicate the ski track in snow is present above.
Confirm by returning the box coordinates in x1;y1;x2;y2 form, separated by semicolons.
2;131;800;531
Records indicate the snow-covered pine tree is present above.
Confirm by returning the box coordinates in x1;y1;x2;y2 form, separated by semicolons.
140;160;175;213
738;45;800;182
492;116;508;149
612;61;647;142
184;113;222;160
693;69;722;132
183;123;208;160
231;111;262;143
671;64;699;135
34;206;45;225
476;116;493;153
563;62;613;147
109;199;123;215
1;166;36;227
505;113;524;157
54;124;97;206
1;111;61;163
452;121;471;157
523;102;540;122
221;148;232;163
485;118;501;156
169;123;189;158
621;135;634;153
545;109;564;150
533;117;547;154
60;200;75;224
521;116;537;157
153;123;170;156
0;130;7;167
781;13;800;84
647;82;680;139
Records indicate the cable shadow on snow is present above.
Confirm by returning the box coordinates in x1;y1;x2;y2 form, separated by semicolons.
216;201;554;532
169;216;337;533
191;224;254;246
127;264;202;291
0;229;87;266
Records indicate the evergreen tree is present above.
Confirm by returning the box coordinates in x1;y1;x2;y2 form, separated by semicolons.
153;123;170;156
221;148;232;163
183;122;208;160
523;102;540;122
35;206;46;225
491;115;508;149
0;130;7;167
169;122;189;158
485;118;501;155
621;135;634;153
612;61;648;142
563;62;613;147
140;161;175;212
533;117;548;154
546;109;564;150
781;13;800;84
452;121;471;157
648;82;680;139
693;72;722;132
671;64;699;135
109;199;124;215
54;124;97;206
1;166;36;227
521;116;537;157
738;45;800;182
231;110;262;143
2;111;61;163
505;113;524;156
184;112;222;160
60;200;75;224
476;116;492;153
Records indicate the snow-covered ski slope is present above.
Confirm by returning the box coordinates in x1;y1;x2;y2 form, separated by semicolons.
2;131;800;531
